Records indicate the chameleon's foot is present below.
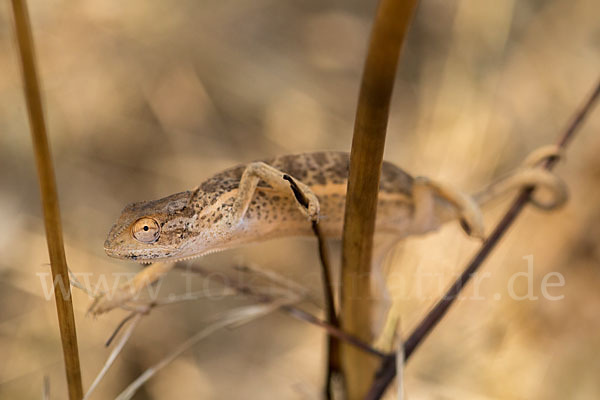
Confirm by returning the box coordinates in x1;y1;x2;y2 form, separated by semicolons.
282;174;320;221
296;190;320;221
87;262;175;316
87;287;135;316
521;145;567;210
413;177;485;239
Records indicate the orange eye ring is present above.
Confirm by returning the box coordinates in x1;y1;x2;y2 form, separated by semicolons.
131;217;160;243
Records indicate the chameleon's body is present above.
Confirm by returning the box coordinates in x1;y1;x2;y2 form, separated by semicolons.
104;152;458;263
99;149;565;315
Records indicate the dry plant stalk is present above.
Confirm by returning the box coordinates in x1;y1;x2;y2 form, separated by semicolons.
10;0;83;398
340;0;419;397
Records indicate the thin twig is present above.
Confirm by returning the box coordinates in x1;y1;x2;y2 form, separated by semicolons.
105;312;137;347
10;1;83;398
312;222;343;398
283;174;342;397
365;78;600;400
282;305;386;359
311;223;338;323
340;0;419;396
283;175;337;320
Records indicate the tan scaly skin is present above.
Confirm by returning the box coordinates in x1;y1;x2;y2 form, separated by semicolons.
91;149;566;315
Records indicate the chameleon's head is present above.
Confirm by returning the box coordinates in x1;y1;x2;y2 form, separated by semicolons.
104;191;199;263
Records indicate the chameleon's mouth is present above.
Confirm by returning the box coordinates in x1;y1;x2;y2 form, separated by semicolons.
120;246;233;265
103;240;228;264
104;247;175;263
103;241;163;262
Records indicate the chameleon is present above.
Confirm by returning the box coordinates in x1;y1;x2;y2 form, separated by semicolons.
93;149;566;314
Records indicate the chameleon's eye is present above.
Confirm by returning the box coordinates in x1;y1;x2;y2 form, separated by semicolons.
131;218;160;243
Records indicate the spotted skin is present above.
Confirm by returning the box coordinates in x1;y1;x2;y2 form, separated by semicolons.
104;152;432;263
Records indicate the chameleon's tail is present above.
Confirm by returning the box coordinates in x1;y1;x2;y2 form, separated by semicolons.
472;145;568;210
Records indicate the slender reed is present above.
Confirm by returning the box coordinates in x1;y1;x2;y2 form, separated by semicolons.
340;0;419;397
10;1;83;398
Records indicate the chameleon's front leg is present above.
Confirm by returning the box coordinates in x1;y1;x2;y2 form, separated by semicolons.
231;161;320;223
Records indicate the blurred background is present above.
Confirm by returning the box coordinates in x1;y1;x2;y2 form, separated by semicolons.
0;0;599;398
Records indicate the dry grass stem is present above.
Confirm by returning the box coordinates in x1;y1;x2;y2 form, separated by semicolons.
340;0;419;396
10;0;83;398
